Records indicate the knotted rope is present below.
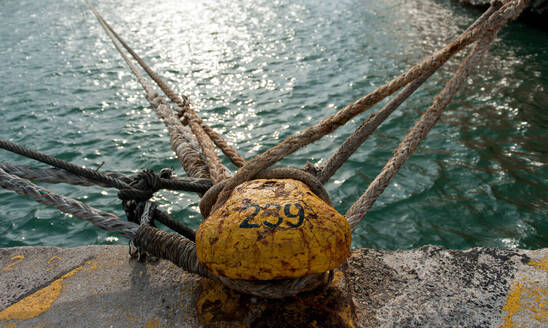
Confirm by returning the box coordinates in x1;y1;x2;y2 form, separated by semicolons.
0;167;139;238
81;0;527;299
0;0;526;299
86;1;211;181
0;140;207;240
0;140;212;196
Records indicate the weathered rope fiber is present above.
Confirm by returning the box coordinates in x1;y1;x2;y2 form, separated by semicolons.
0;139;128;190
152;208;196;242
0;141;212;197
346;28;504;231
317;68;437;184
134;225;212;277
87;1;245;171
69;0;526;300
215;0;527;205
0;163;132;187
315;1;504;184
0;167;139;238
0;161;200;239
87;1;211;181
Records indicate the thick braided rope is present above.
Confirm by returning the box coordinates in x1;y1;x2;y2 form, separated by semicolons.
186;117;229;183
346;29;504;231
87;2;244;171
96;14;227;182
134;225;332;298
0;158;211;194
0;168;139;238
317;69;437;184
215;0;526;204
147;94;211;179
0;163;132;187
200;124;246;168
316;2;503;184
87;1;211;180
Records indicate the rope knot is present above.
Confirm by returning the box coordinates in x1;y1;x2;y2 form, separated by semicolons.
117;169;161;202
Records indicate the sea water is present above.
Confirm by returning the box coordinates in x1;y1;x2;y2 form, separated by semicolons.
0;0;546;250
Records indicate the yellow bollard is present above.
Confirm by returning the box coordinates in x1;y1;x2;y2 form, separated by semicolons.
196;179;351;280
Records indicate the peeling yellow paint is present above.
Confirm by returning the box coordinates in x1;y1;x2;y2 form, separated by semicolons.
84;260;98;272
145;317;159;328
529;255;548;273
501;254;548;328
3;322;17;328
502;281;523;328
2;255;24;271
47;256;61;265
45;256;62;272
197;179;351;280
0;263;85;322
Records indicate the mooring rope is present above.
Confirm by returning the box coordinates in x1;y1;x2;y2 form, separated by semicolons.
0;167;139;238
0;163;132;187
346;29;501;231
0;140;212;196
316;69;437;184
86;0;246;170
315;1;503;184
0;148;205;240
0;163;211;194
86;1;211;181
213;0;527;209
0;0;526;299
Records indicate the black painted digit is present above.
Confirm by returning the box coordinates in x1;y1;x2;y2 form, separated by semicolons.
239;204;260;228
284;202;305;228
262;203;283;228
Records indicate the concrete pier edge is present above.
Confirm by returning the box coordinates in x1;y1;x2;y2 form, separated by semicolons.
1;245;546;327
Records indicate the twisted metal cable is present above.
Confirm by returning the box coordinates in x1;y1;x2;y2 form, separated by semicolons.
0;167;139;239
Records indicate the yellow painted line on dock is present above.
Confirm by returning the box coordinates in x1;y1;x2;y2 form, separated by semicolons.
0;260;96;324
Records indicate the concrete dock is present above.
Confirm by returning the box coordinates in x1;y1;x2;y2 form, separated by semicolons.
1;245;546;327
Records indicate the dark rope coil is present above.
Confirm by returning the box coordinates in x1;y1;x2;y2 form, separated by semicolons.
134;225;211;277
199;167;332;219
134;225;334;298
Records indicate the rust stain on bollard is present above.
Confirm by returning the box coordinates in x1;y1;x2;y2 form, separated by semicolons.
196;179;351;280
196;270;357;327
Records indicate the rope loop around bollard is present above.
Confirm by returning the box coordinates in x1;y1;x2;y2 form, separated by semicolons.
199;167;332;220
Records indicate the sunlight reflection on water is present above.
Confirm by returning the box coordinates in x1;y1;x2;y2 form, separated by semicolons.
0;0;546;249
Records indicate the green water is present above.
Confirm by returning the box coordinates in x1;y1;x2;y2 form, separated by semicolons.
0;0;546;250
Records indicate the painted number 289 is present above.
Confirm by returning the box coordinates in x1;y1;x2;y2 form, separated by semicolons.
239;202;305;229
